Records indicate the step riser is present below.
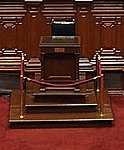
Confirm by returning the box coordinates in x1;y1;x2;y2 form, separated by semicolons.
10;120;113;129
34;95;86;103
25;105;97;113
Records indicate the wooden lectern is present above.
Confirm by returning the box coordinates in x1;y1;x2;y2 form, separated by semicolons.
39;36;81;86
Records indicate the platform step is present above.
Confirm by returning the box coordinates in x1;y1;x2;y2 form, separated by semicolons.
32;91;87;101
9;89;114;128
9;104;114;128
25;92;98;113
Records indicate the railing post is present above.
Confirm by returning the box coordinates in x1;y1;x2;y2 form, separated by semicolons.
20;52;25;119
96;53;104;117
96;53;101;92
99;74;104;117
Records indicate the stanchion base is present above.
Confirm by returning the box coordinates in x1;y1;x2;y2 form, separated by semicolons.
19;114;25;119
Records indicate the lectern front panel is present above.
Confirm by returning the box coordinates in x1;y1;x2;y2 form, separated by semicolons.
42;53;78;82
39;36;81;83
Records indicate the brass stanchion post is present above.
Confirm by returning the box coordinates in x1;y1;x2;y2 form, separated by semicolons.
100;74;104;117
96;53;101;92
20;53;25;119
96;53;104;117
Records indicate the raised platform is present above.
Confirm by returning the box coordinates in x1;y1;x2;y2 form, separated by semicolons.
9;81;114;128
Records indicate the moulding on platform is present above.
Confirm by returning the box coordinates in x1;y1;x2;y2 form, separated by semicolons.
75;0;93;1
25;0;43;2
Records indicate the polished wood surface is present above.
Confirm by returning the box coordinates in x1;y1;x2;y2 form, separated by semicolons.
90;48;124;94
0;48;41;72
0;48;41;90
0;0;123;59
9;81;114;128
8;50;114;128
40;36;80;84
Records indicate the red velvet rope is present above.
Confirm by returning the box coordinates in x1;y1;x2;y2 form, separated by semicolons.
21;52;102;87
98;57;101;75
96;53;102;75
26;76;100;87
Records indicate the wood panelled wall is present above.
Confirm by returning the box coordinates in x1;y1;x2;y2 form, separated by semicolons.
0;0;124;59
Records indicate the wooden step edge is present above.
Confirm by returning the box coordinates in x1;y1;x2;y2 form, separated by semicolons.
25;105;98;113
9;118;114;128
33;92;87;96
9;117;114;123
25;103;98;107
